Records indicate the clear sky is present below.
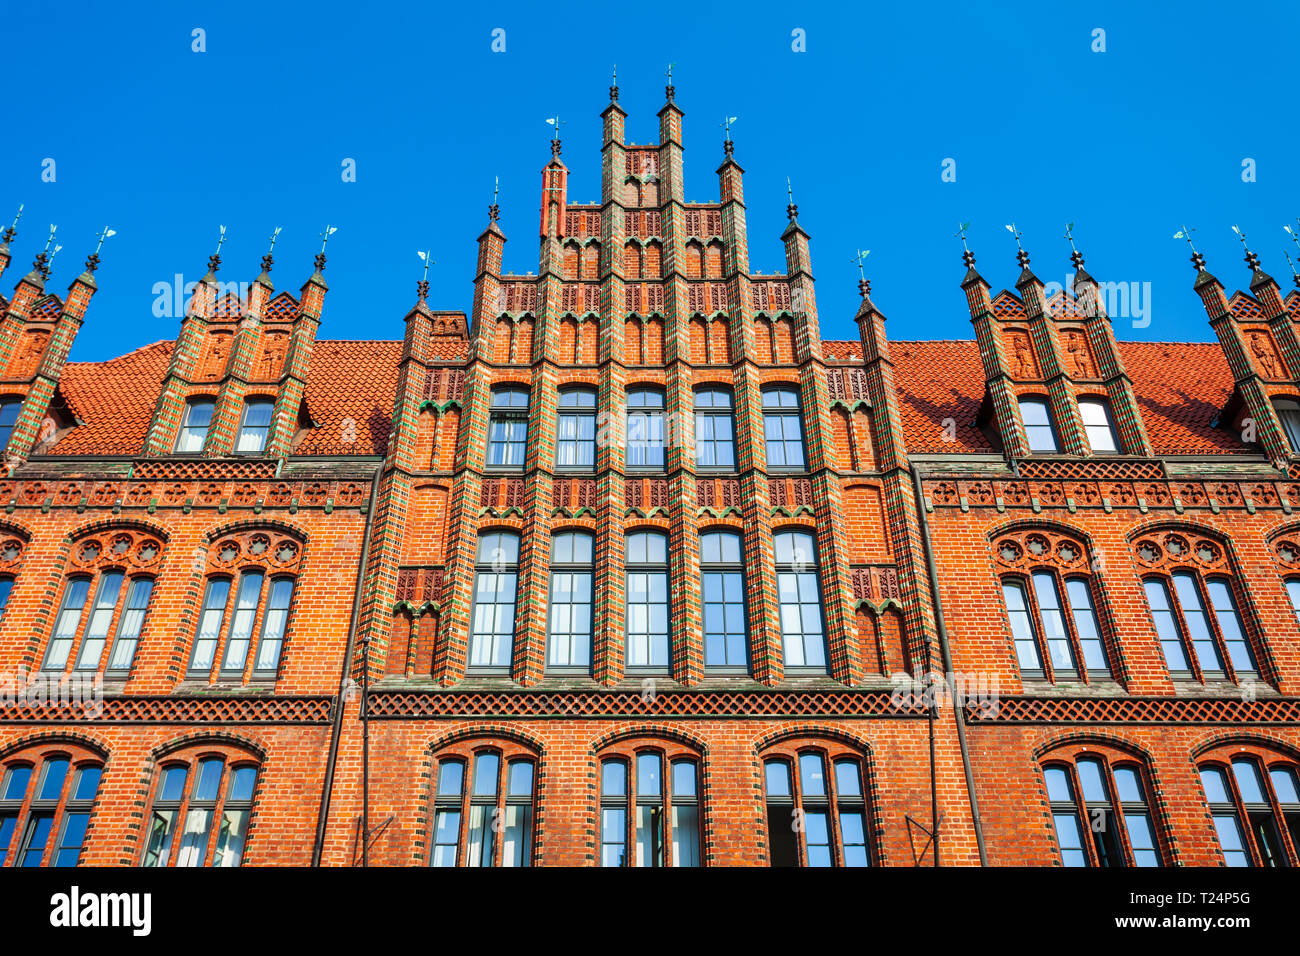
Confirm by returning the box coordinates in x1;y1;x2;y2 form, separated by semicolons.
3;0;1297;361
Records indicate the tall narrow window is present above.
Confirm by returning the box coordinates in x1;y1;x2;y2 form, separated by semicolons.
235;398;274;454
1286;579;1300;627
627;389;666;469
0;576;12;622
599;748;701;867
106;578;154;673
175;398;215;454
700;530;747;669
1019;397;1058;452
555;389;596;470
1275;399;1300;452
0;399;20;452
1079;397;1119;453
547;531;593;670
694;388;736;469
487;387;529;470
763;388;806;470
0;750;102;867
469;532;519;670
625;531;669;670
1200;757;1300;867
430;746;535;867
762;747;870;867
141;756;258;868
775;530;826;670
1043;757;1161;867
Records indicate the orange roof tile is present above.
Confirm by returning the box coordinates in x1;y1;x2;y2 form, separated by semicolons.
42;334;1250;460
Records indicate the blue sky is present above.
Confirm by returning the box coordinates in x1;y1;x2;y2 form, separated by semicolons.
3;0;1297;361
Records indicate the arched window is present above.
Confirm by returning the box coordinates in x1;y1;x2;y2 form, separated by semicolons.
762;741;869;867
775;530;826;671
701;530;747;670
625;530;669;670
762;387;806;470
175;398;215;454
1042;754;1161;867
1199;754;1300;867
547;531;593;671
141;753;258;867
626;389;666;470
0;745;102;867
694;388;735;469
235;398;275;454
1134;529;1256;681
468;531;519;671
487;387;529;470
44;529;162;676
555;388;596;471
1079;397;1119;454
430;743;535;867
0;398;21;452
188;529;301;681
993;529;1108;681
599;743;701;867
1018;397;1058;453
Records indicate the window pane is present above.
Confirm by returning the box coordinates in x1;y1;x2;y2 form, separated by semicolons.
3;765;32;801
765;760;791;797
437;760;464;797
671;805;700;867
38;758;69;801
1043;766;1073;803
72;766;102;802
222;571;264;672
602;760;627;797
636;753;662;797
804;811;831;867
799;753;826;797
472;752;500;797
835;760;862;798
1232;759;1265;804
1200;767;1231;805
840;811;869;866
1076;759;1107;803
507;761;533;797
1144;579;1189;671
1113;766;1144;803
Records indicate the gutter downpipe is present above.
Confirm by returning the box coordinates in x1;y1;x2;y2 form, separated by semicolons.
312;463;384;867
911;463;988;866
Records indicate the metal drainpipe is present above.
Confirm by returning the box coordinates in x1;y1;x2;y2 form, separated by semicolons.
911;463;988;866
312;462;383;867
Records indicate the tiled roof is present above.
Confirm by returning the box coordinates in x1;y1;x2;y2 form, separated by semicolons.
51;339;403;457
43;335;1248;460
888;339;1247;456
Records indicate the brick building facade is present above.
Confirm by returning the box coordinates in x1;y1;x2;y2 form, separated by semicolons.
1;83;1298;868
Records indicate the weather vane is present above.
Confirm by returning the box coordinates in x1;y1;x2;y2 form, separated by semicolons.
47;240;64;272
1004;222;1024;253
1063;222;1079;254
417;249;434;283
721;115;737;142
666;62;676;84
212;224;227;257
850;249;871;281
2;203;22;243
319;224;337;254
42;223;59;256
954;222;972;253
93;226;117;257
1173;225;1198;254
1284;222;1300;254
546;116;565;141
493;176;500;205
1284;250;1299;283
786;177;794;205
1231;224;1251;251
266;226;282;255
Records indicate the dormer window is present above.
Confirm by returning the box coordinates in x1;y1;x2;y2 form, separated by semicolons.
236;399;274;455
176;399;215;454
1079;398;1119;454
0;399;21;453
1274;399;1300;453
1018;398;1058;453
